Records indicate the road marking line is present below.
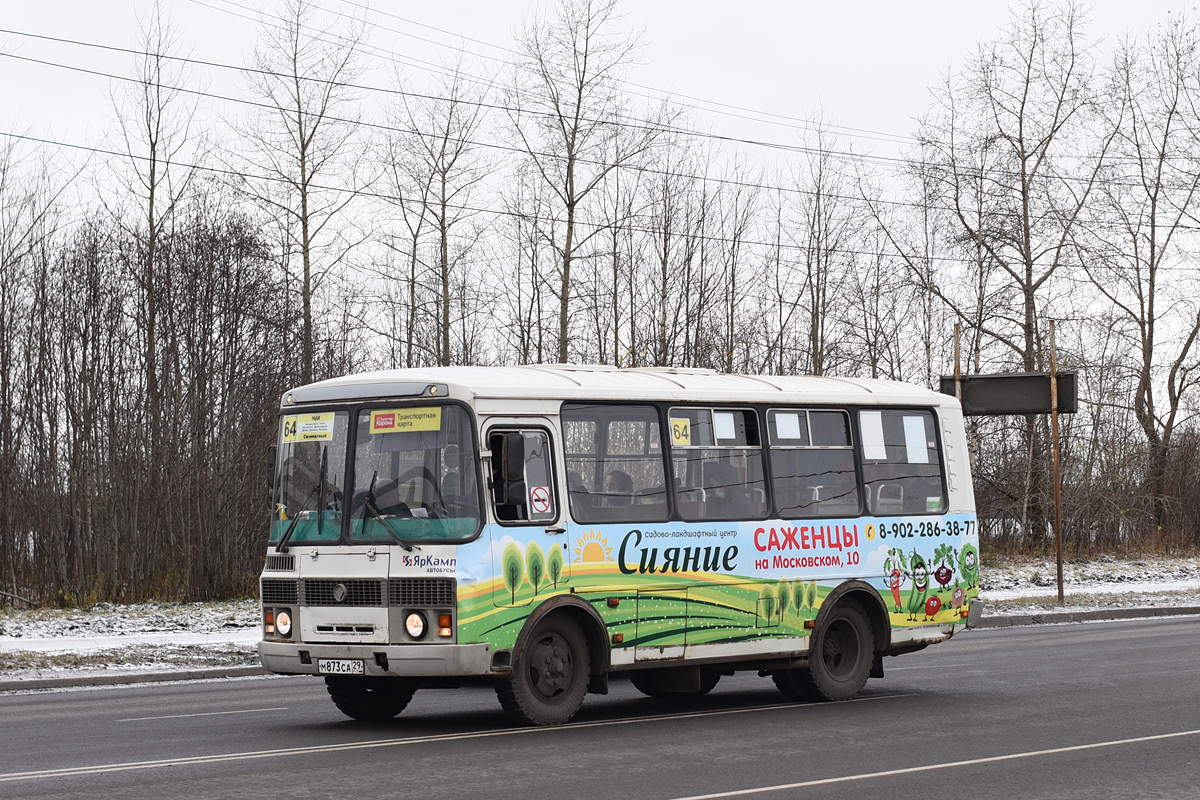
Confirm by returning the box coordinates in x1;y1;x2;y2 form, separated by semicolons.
118;707;288;722
664;728;1200;799
0;693;909;782
885;662;972;671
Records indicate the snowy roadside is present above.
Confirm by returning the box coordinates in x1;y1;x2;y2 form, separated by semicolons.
2;556;1199;685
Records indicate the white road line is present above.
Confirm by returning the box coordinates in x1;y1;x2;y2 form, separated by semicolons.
885;662;972;671
0;693;909;782
118;706;288;722
665;728;1200;800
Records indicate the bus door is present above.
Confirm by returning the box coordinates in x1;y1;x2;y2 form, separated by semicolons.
486;423;569;608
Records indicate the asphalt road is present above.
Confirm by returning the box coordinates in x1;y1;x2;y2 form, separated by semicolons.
1;616;1197;799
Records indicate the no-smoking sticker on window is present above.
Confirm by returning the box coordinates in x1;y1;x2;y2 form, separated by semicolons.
529;486;551;515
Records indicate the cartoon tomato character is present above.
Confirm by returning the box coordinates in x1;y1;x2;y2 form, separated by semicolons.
924;595;941;620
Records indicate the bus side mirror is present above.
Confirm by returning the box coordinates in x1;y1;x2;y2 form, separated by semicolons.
267;445;277;496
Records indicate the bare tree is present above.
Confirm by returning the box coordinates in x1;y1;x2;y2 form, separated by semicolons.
1078;19;1200;536
238;0;367;384
508;0;670;362
381;59;492;366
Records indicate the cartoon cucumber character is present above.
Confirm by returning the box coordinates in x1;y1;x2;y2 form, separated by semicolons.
906;551;929;622
884;547;907;612
957;543;979;590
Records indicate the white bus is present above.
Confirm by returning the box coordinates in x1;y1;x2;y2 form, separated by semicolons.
259;365;980;725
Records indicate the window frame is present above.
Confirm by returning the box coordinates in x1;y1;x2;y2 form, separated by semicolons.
667;404;769;523
485;425;561;527
855;406;949;517
561;401;671;524
765;407;862;519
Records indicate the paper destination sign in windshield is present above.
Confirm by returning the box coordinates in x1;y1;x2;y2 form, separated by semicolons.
370;407;443;434
282;413;334;442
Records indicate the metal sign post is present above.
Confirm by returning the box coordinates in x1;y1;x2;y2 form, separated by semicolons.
1050;321;1064;604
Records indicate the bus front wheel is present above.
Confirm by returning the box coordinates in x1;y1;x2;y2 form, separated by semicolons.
497;616;591;726
325;675;417;721
774;602;874;702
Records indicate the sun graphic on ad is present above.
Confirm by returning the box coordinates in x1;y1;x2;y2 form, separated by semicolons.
573;530;612;563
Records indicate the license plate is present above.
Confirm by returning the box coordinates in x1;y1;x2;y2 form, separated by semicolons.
317;658;364;676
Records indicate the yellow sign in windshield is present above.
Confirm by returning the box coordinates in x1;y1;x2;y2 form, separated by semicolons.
370;407;442;434
282;413;334;443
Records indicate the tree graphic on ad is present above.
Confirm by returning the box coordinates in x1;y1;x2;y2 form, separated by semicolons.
546;546;564;589
502;543;524;604
526;542;546;597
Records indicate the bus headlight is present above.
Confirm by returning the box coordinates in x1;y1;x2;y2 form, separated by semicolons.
405;612;427;639
276;610;292;637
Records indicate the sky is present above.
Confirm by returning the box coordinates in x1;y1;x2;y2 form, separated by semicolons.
0;1;1192;176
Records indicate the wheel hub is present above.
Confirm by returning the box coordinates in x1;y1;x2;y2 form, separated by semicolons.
532;635;571;695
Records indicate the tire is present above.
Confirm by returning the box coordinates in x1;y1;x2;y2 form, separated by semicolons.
497;616;590;726
325;675;417;721
774;602;874;702
771;667;821;702
630;668;721;698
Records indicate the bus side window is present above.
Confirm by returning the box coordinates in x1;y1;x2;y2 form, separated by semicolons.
489;430;557;523
768;409;859;518
859;409;946;515
671;407;767;522
561;404;669;524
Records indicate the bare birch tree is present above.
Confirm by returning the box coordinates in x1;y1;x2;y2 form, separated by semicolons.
238;0;367;384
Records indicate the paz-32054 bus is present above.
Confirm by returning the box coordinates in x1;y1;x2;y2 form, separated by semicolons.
258;365;980;725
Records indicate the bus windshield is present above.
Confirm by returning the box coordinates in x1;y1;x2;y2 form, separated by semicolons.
271;410;350;545
348;404;481;542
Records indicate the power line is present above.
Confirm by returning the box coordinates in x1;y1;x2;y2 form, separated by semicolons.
320;0;916;147
11;24;1186;214
0;41;942;214
0;129;999;267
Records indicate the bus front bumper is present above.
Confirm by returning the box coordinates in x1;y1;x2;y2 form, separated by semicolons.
259;640;495;678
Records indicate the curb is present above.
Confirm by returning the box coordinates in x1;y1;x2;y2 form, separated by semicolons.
0;665;268;692
975;605;1200;629
2;607;1198;691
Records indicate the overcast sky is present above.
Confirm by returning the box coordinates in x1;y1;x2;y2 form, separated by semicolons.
0;1;1193;171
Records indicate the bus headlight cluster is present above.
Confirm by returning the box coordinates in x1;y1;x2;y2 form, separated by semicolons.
405;611;427;639
264;608;293;638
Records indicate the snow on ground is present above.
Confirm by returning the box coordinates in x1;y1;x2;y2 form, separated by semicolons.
1;556;1199;684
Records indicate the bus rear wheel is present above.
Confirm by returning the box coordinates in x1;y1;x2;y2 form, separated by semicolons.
774;602;874;702
325;675;417;721
497;616;590;726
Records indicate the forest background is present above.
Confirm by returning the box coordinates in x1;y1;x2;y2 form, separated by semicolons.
1;0;1198;605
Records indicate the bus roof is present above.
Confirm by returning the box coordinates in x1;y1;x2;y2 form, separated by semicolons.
282;365;958;410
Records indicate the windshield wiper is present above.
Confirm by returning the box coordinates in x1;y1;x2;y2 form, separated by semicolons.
275;447;328;553
362;496;416;552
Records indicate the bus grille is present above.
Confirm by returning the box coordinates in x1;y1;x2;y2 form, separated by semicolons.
261;578;299;604
263;554;295;572
389;578;456;607
302;579;384;607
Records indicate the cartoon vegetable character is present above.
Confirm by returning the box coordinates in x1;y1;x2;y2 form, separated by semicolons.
924;595;941;620
951;582;965;610
884;548;908;612
933;543;956;593
957;543;979;590
906;551;929;621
